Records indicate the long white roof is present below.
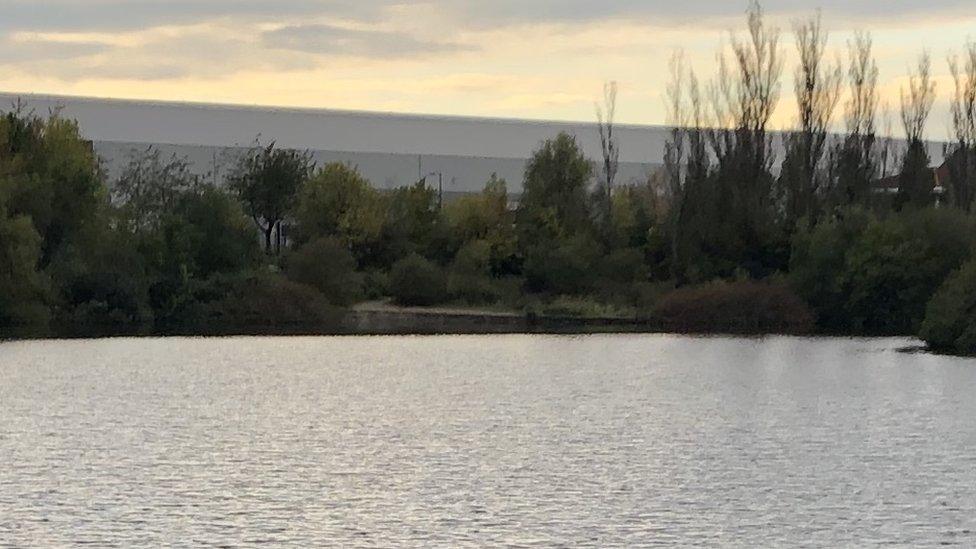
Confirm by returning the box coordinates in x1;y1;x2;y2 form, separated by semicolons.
0;92;669;164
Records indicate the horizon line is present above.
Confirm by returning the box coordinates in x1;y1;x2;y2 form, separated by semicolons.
0;90;671;132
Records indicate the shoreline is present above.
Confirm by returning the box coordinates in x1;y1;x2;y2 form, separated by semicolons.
0;304;911;342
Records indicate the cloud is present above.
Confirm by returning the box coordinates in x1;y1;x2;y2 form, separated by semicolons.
433;0;976;28
0;37;109;63
1;0;974;34
0;0;972;133
0;25;317;81
0;0;369;32
262;24;475;58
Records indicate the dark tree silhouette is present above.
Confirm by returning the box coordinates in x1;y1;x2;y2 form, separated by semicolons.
229;142;313;254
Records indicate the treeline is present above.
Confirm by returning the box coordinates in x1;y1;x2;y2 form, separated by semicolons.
3;2;976;354
659;2;976;352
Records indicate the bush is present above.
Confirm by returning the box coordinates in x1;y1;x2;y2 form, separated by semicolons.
791;207;976;334
149;271;340;330
523;235;601;295
448;240;500;305
842;208;974;334
653;279;815;335
62;270;152;326
48;222;155;327
449;274;500;305
919;260;976;355
285;237;363;306
167;187;261;279
293;163;386;256
598;247;650;284
789;207;872;331
389;254;448;306
0;204;50;326
594;279;674;319
362;270;390;301
208;275;338;326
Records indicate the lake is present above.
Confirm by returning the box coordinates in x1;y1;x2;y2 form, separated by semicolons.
1;335;975;546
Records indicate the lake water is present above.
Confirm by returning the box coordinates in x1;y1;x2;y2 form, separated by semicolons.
1;335;975;547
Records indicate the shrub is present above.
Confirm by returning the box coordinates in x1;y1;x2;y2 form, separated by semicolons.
151;271;340;330
293;162;386;255
653;279;815;335
0;205;50;326
791;207;976;334
389;254;448;306
167;187;261;279
598;247;650;284
841;208;974;334
285;237;363;306
789;207;872;331
919;260;976;355
62;270;152;326
448;240;500;305
49;223;155;327
209;274;337;326
594;279;674;319
362;270;390;301
523;235;601;295
452;240;492;276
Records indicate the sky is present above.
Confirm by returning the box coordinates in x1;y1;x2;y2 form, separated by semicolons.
1;1;974;137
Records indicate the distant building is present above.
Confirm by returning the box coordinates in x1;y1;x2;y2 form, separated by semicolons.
873;159;951;202
0;92;669;196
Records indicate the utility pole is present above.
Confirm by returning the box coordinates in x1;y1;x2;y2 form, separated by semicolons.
422;170;444;210
437;172;443;211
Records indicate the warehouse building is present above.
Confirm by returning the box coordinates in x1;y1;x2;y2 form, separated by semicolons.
0;93;669;197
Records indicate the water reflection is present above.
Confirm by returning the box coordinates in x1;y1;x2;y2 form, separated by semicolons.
1;335;974;546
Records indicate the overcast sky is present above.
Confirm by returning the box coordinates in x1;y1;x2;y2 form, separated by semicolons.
1;1;973;135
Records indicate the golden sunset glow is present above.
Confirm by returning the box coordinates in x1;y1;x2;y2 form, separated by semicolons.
1;1;974;137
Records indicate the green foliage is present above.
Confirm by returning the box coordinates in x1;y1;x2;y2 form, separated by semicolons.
113;147;202;230
362;270;390;301
3;99;975;348
843;208;973;333
919;259;976;354
0;110;104;267
791;207;975;334
169;187;261;278
832;134;877;207
896;141;934;209
448;240;501;305
142;188;261;322
444;174;517;275
789;208;873;331
523;234;601;295
389;253;448;306
536;295;633;319
379;181;441;265
671;165;788;283
451;239;492;277
229;142;313;252
0;200;49;326
608;183;658;249
294;162;386;259
50;223;152;326
654;280;815;334
599;247;650;284
517;132;594;247
285;237;363;306
188;272;340;329
445;175;507;240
